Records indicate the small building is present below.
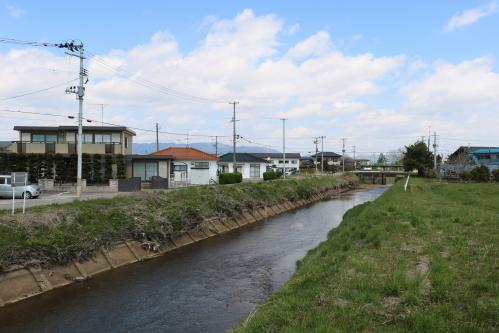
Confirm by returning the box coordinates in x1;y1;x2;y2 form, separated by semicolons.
310;152;342;165
8;126;135;155
218;153;267;180
300;156;314;167
151;147;218;185
125;155;174;181
251;152;301;172
447;146;499;172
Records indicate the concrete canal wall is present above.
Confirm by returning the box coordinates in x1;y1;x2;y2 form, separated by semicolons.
0;181;354;307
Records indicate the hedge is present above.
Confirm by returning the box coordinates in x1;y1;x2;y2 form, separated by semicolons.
263;171;282;181
219;172;242;184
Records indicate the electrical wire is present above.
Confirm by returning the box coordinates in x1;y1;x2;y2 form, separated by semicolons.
88;52;230;104
0;78;79;101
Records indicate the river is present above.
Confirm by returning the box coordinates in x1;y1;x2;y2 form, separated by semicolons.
0;187;387;333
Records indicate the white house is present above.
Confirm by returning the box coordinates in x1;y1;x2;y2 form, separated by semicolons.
251;153;301;173
218;153;267;180
151;147;218;185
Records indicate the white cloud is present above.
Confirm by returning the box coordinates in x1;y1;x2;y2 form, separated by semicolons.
444;1;497;32
7;5;25;17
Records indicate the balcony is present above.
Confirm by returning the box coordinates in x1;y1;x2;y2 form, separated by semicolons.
11;142;123;155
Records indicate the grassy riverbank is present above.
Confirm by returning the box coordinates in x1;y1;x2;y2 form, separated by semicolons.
0;175;353;271
234;179;498;332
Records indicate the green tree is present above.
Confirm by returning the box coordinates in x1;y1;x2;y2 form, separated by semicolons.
116;154;126;179
82;153;92;181
377;153;388;165
67;154;77;183
43;154;54;179
92;154;103;184
54;154;66;183
27;154;41;182
16;154;28;172
402;141;434;176
104;155;113;180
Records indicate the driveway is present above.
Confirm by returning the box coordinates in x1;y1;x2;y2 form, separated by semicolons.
0;191;132;211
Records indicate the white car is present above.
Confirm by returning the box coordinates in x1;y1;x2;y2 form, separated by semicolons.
0;175;41;199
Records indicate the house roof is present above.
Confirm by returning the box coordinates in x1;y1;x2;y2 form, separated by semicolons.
449;146;499;160
125;154;175;161
310;151;342;158
218;153;267;163
471;148;499;154
13;126;136;136
150;147;217;160
251;152;301;159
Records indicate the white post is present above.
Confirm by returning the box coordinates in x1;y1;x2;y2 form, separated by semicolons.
22;173;27;214
11;174;15;216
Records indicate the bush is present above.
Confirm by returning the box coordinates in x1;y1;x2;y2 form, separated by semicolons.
470;166;490;182
493;169;499;182
426;168;437;178
459;170;471;181
263;171;282;181
219;172;242;184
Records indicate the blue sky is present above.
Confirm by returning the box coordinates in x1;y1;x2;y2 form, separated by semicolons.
1;1;498;156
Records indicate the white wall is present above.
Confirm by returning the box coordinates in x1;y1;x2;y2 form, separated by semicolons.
269;158;299;170
173;159;218;184
221;162;266;179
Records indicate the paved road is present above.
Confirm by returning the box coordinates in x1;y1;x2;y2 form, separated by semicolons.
0;191;131;211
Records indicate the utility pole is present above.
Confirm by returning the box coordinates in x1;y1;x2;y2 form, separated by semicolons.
318;136;325;174
433;131;438;170
427;126;431;151
155;123;159;152
280;118;287;178
214;136;218;157
352;145;356;170
341;138;346;172
64;41;86;197
313;138;319;173
229;101;239;172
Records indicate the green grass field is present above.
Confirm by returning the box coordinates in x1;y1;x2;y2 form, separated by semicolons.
234;179;499;333
0;175;351;271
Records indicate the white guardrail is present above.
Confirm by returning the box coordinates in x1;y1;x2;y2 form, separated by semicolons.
404;174;410;192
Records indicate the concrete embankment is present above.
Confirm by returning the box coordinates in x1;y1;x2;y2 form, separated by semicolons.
0;180;355;307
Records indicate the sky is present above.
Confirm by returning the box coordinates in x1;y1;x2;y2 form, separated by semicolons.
0;1;498;158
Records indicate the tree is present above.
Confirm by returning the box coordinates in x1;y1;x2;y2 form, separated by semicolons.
402;141;434;176
43;154;54;179
104;155;113;180
116;154;126;179
386;149;404;164
67;154;77;183
377;153;388;165
92;154;103;184
470;166;490;182
54;154;66;184
82;153;92;181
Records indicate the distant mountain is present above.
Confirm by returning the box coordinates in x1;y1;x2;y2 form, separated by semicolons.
132;142;279;155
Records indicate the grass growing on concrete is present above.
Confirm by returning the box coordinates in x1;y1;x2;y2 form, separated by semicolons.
0;175;352;271
234;179;499;333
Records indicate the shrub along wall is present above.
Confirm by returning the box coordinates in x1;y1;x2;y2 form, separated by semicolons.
219;172;243;184
263;171;282;181
0;175;355;271
0;152;124;184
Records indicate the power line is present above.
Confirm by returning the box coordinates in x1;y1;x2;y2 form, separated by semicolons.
88;52;229;104
0;78;78;101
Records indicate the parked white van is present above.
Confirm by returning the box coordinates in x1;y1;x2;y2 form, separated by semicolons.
0;175;41;199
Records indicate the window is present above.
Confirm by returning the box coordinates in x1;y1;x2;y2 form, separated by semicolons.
278;160;283;164
45;134;57;143
0;177;5;184
32;134;45;142
83;134;93;143
174;165;188;172
250;164;260;178
235;164;243;173
192;161;209;169
124;137;128;148
95;134;111;143
133;161;158;181
292;160;297;164
478;154;490;160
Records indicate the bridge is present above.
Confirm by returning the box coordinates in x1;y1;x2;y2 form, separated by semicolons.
353;170;410;185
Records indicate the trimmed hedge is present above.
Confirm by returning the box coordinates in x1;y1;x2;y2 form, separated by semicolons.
219;172;242;184
470;166;490;182
493;169;499;182
263;171;282;181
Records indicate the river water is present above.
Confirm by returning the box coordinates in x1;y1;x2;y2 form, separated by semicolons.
0;187;387;333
